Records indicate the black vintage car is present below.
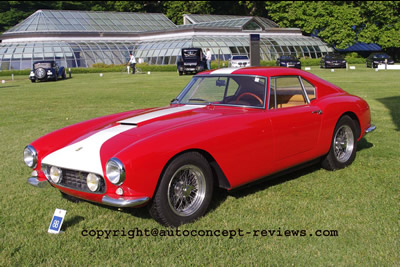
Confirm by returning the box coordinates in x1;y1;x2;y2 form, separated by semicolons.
177;48;207;75
320;53;347;68
366;52;395;68
29;61;66;82
276;55;301;69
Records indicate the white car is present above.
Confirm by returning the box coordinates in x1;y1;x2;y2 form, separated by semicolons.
230;55;250;68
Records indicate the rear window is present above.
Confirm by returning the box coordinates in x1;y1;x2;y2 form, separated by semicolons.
34;62;52;68
232;56;249;60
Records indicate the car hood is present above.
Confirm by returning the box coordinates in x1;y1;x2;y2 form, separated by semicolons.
40;105;231;175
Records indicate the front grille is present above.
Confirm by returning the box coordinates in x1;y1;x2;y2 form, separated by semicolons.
60;169;106;193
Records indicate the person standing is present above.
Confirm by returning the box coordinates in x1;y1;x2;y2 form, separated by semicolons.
206;48;212;70
129;52;136;74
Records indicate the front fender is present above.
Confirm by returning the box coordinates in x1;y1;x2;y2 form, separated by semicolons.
58;66;65;77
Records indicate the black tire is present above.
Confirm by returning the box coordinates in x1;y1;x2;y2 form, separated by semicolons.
62;70;66;79
148;152;214;227
322;115;358;170
61;192;81;203
31;79;36;83
179;71;183;76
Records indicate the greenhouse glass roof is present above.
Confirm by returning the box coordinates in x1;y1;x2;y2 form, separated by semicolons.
183;14;279;28
5;10;177;33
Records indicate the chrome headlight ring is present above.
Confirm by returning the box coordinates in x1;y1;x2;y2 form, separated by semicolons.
24;145;38;168
106;158;126;185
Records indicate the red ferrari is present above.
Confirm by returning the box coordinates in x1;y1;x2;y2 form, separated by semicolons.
24;67;376;226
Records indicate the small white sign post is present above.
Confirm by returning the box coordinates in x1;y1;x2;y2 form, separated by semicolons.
48;208;67;234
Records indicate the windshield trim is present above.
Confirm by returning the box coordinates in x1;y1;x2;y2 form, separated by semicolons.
175;74;268;110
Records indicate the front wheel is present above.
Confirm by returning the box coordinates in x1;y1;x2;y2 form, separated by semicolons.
149;152;214;227
322;115;358;170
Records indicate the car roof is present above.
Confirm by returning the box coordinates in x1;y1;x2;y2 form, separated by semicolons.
33;60;55;64
197;66;344;96
199;66;309;76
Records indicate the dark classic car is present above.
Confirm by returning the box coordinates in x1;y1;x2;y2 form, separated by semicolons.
320;54;347;68
366;52;395;68
177;48;207;75
25;67;376;227
276;55;301;69
29;61;66;82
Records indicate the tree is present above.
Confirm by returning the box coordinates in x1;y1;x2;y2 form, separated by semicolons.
163;1;214;24
264;1;400;57
265;1;363;49
357;1;400;50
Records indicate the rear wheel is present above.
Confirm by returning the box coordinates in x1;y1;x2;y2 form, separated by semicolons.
322;115;358;170
149;152;214;227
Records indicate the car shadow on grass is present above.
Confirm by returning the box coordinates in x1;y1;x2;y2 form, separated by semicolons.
226;163;321;200
377;96;400;131
357;137;373;151
62;215;85;231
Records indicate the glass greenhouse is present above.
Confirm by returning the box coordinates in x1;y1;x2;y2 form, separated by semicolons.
0;10;333;70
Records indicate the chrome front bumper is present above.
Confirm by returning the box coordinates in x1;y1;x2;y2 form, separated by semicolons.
102;195;149;208
365;125;377;134
28;176;49;188
27;176;149;208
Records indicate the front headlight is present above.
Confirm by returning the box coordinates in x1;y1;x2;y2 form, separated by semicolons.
24;145;37;168
106;158;125;185
87;173;101;192
47;70;53;75
49;166;62;183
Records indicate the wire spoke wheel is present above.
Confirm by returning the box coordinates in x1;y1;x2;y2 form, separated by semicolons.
167;165;206;216
333;125;354;163
322;115;358;170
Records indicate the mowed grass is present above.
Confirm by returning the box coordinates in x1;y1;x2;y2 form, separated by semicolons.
0;66;398;266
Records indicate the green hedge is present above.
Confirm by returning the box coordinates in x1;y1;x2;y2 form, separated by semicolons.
0;57;369;77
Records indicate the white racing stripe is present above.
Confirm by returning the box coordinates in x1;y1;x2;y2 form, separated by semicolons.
118;105;202;125
209;68;239;75
42;124;136;175
41;105;203;175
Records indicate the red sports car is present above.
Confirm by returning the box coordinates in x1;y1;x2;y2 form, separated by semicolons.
24;67;376;227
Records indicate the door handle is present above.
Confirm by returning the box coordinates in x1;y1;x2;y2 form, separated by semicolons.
312;110;323;115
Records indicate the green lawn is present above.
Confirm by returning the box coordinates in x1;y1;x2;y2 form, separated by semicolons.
0;66;398;266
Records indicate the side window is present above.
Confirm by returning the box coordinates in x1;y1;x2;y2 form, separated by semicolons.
301;78;316;101
226;78;239;97
269;76;307;109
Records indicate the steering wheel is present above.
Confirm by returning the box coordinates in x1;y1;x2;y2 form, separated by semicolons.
235;92;264;105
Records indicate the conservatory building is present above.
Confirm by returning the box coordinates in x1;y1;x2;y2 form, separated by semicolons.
0;10;333;70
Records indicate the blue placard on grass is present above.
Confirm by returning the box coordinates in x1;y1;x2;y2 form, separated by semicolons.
48;209;66;234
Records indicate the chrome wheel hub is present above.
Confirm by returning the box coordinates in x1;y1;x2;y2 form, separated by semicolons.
168;165;206;216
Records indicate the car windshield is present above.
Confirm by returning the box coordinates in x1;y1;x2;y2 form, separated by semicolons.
232;56;249;60
183;49;199;59
34;62;52;68
373;53;390;59
280;55;297;60
326;54;344;59
177;75;267;108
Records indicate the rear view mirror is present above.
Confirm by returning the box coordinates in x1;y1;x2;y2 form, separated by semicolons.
216;80;226;87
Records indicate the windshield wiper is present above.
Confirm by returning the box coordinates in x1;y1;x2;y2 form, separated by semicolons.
189;98;209;103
